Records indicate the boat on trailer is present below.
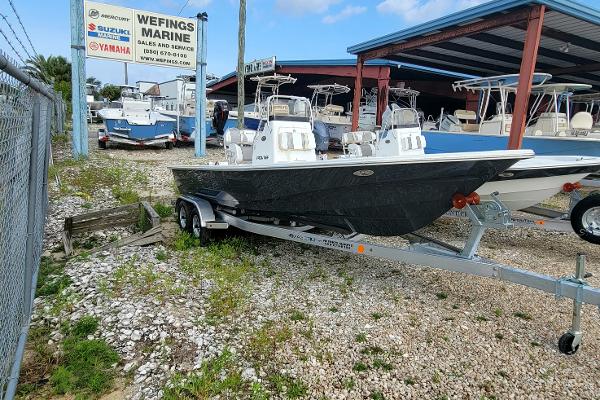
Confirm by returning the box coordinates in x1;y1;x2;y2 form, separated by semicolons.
98;86;177;149
171;95;530;237
424;74;600;157
171;96;600;355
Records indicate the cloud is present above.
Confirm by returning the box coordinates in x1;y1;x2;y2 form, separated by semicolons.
322;5;367;24
376;0;488;22
275;0;341;15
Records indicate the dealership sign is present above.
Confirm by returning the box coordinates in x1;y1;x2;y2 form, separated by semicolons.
84;1;197;69
244;57;276;76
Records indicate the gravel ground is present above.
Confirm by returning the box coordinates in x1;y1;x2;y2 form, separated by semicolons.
29;126;600;399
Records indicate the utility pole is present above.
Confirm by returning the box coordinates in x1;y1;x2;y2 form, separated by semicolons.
124;62;128;85
70;0;88;157
194;12;208;157
237;0;246;129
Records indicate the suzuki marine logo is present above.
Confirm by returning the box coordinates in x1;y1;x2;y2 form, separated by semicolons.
89;41;99;51
88;9;99;19
88;23;96;31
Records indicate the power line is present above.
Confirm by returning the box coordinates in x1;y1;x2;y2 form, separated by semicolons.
0;13;32;60
178;0;191;15
7;0;37;56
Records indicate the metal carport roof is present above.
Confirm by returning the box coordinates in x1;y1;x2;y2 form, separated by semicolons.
347;0;600;88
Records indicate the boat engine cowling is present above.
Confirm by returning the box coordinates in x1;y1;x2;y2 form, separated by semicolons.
212;100;230;135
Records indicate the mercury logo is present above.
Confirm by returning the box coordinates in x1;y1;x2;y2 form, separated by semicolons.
89;41;99;51
88;23;96;31
88;9;99;19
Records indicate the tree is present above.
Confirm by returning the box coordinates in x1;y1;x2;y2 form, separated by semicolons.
24;54;71;85
86;76;102;100
99;84;122;101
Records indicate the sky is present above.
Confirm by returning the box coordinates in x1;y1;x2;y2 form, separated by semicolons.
1;0;599;86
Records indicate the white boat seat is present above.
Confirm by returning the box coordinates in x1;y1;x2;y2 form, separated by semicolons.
323;104;344;115
342;131;376;145
278;131;313;151
454;109;477;121
224;128;255;164
271;104;289;116
224;128;255;146
571;112;594;134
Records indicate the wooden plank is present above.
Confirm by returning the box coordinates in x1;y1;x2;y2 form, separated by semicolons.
71;218;138;234
62;217;73;256
70;203;138;223
141;201;161;227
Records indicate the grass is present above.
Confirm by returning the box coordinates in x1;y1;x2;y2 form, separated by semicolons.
106;255;184;300
436;292;448;300
269;373;307;399
353;362;369;372
153;202;173;218
371;312;384;321
246;321;293;362
361;345;384;355
495;333;504;340
52;159;148;204
36;257;71;297
179;237;256;323
404;378;416;385
373;359;393;371
172;231;201;251
355;333;367;343
163;349;245;399
513;311;532;321
19;316;120;398
290;309;307;322
156;249;169;261
371;392;385;400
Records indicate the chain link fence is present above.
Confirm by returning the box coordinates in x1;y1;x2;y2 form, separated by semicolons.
0;53;64;400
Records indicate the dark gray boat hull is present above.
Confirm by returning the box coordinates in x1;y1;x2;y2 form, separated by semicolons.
172;155;527;236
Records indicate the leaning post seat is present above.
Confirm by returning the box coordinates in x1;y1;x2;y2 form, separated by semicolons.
570;111;594;136
342;131;376;157
224;128;256;164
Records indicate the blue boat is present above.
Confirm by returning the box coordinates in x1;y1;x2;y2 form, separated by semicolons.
175;114;237;144
424;74;600;156
422;131;600;157
98;101;177;149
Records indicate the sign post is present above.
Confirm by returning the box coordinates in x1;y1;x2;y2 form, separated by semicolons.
195;13;207;158
70;0;88;157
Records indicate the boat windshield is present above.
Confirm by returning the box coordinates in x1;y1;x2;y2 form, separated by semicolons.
264;96;311;123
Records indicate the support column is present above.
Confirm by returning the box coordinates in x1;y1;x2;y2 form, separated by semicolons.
465;91;479;113
508;5;545;149
195;13;208;157
376;66;390;126
351;55;364;131
70;0;88;157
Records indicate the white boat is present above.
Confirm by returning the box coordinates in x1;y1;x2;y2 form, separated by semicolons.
308;83;352;143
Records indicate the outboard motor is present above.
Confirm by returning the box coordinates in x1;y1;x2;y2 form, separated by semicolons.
212;100;230;136
312;120;330;153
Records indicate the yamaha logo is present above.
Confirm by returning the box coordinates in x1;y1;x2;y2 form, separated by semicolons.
89;41;99;51
353;169;374;177
89;9;99;19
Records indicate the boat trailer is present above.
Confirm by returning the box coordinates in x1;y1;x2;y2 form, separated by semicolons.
445;188;600;245
176;194;600;355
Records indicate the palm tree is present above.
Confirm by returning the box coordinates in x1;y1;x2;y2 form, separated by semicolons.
24;55;71;84
86;76;101;89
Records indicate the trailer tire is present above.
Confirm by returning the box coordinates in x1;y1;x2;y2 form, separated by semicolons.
166;141;174;150
176;200;193;232
98;140;107;149
558;332;579;355
190;208;211;246
570;193;600;245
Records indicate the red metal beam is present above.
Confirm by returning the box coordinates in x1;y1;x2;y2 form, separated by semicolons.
352;56;365;131
508;5;545;150
465;91;479;113
278;65;383;80
376;66;390;126
207;75;238;92
360;7;532;61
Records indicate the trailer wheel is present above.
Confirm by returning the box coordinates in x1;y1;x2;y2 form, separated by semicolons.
570;193;600;245
98;140;107;149
190;208;211;245
176;200;192;232
166;141;174;150
558;332;580;355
